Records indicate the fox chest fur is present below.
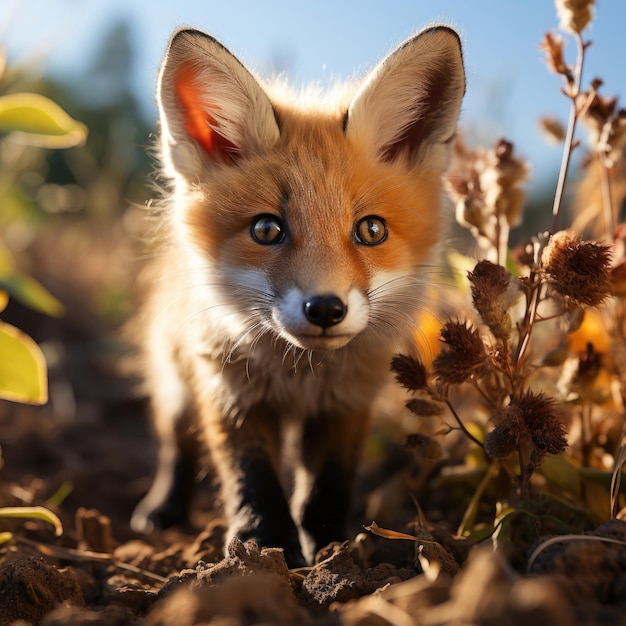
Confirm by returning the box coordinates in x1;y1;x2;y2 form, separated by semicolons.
132;26;465;567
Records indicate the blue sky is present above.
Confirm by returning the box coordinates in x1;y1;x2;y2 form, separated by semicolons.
4;1;626;194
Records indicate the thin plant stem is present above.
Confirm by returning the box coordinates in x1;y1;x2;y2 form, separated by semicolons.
471;379;499;410
518;444;531;499
457;462;499;536
551;33;586;233
514;277;544;381
580;404;593;467
445;398;484;448
495;214;510;268
599;155;616;241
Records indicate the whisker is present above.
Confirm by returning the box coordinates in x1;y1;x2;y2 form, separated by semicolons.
245;325;272;381
222;320;267;367
306;350;316;375
367;315;405;343
293;348;307;371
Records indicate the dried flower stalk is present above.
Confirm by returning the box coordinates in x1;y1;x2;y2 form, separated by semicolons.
555;0;595;35
391;0;625;533
548;29;587;232
446;137;529;263
576;82;626;238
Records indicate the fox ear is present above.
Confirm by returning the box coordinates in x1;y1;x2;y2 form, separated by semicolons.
157;28;280;180
346;26;465;171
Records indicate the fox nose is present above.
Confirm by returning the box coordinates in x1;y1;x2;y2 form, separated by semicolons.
303;295;347;328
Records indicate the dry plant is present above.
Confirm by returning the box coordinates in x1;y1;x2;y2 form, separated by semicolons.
391;0;626;557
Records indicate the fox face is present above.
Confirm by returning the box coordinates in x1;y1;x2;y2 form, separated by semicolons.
159;28;464;355
184;125;447;354
132;26;465;567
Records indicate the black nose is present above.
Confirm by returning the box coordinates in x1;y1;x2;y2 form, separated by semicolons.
303;295;347;328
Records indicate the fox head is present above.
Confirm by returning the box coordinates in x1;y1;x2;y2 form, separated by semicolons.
157;27;465;353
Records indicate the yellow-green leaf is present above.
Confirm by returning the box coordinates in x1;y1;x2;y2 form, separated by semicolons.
0;240;14;275
445;250;475;293
0;240;62;316
0;274;63;317
0;532;13;545
0;321;47;404
0;506;63;536
0;92;87;148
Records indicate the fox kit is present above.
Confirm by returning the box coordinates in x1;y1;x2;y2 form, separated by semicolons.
131;25;465;567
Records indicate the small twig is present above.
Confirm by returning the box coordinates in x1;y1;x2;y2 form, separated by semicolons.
495;214;510;268
514;276;544;377
13;536;168;583
444;399;484;448
552;33;587;233
611;442;626;519
470;379;499;410
527;534;626;574
580;404;593;467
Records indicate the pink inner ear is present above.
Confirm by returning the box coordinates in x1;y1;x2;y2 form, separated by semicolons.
175;63;238;163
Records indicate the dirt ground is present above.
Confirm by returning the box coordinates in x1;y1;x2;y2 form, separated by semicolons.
1;296;626;626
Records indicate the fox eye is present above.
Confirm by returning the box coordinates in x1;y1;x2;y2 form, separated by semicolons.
355;216;387;246
251;214;285;245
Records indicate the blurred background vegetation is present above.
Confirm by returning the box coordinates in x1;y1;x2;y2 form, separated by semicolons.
0;20;153;420
0;13;598;419
0;0;624;551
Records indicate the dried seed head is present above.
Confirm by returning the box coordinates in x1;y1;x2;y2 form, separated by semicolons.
557;342;610;405
484;391;567;462
391;354;428;391
555;0;595;34
579;85;626;166
516;390;568;460
468;260;521;340
577;86;623;162
446;137;529;249
484;406;525;459
446;138;493;241
480;139;530;229
432;321;488;385
541;230;612;306
606;110;626;167
540;32;571;80
576;341;603;383
405;396;446;417
539;116;567;143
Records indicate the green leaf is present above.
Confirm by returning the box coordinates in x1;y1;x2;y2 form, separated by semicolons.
0;274;63;317
0;321;47;405
0;506;63;536
0;239;63;317
539;453;623;494
457;463;498;537
0;92;87;148
46;481;74;508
